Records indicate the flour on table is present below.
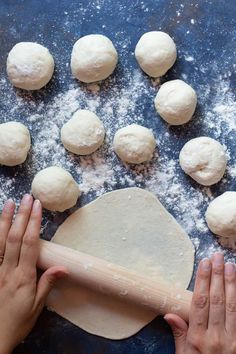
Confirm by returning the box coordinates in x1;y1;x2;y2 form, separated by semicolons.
0;56;235;270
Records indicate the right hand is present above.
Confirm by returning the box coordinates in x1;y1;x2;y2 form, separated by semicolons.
165;253;236;354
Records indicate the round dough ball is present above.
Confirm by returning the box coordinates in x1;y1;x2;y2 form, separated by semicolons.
32;166;80;212
154;79;197;125
61;109;105;155
0;121;31;166
71;34;118;83
113;124;156;164
205;192;236;238
7;42;54;90
179;137;227;186
135;31;177;77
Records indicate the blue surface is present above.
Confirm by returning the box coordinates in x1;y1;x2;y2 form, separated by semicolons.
0;0;235;353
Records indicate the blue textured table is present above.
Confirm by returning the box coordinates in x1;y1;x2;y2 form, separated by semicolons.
0;1;235;353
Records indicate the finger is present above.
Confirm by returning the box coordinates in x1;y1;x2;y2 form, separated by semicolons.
224;262;236;334
208;253;225;329
188;258;211;332
34;266;68;312
18;200;42;273
2;195;33;269
164;314;188;354
0;199;15;260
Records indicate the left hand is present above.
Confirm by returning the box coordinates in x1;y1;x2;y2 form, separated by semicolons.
0;195;68;354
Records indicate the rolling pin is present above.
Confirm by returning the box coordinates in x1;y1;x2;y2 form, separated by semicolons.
38;239;192;321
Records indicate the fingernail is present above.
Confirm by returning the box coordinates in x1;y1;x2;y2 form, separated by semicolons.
201;258;211;272
21;194;32;205
3;199;15;212
225;262;235;275
33;199;41;211
213;252;224;266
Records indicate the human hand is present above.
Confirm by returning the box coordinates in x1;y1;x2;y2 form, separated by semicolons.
165;253;236;354
0;195;68;354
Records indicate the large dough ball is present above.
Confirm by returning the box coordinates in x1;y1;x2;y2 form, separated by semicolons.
205;192;236;239
154;80;197;125
135;31;177;77
7;42;54;90
71;34;118;83
179;137;227;186
0;121;31;166
32;166;80;212
113;124;156;164
61;109;105;155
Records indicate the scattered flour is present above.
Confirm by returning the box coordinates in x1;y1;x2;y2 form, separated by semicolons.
0;52;235;266
201;80;236;138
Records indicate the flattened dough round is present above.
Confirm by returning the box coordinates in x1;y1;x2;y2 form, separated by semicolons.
48;188;194;339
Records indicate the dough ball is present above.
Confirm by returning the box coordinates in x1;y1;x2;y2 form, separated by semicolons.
113;124;156;164
179;137;227;186
71;34;118;83
0;121;31;166
205;192;236;239
7;42;54;90
61;109;105;155
32;166;80;212
135;31;177;77
154;79;197;125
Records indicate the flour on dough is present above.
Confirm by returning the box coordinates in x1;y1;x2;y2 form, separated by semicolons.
47;188;194;339
7;42;54;90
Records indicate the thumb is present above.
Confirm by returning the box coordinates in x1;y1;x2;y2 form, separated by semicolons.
35;266;69;310
164;314;188;354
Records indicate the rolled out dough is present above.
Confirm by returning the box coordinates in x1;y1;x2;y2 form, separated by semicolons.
47;188;194;339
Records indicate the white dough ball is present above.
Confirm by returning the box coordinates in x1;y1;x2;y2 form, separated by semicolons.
154;79;197;125
7;42;54;90
32;166;80;212
71;34;118;83
135;31;177;77
61;109;105;155
205;192;236;239
113;124;156;164
179;137;227;186
0;121;31;166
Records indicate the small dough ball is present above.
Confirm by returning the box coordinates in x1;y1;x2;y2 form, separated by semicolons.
113;124;156;164
7;42;54;90
61;109;105;155
179;137;227;186
135;31;177;77
154;80;197;125
71;34;118;83
205;192;236;238
0;121;31;166
32;166;80;212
